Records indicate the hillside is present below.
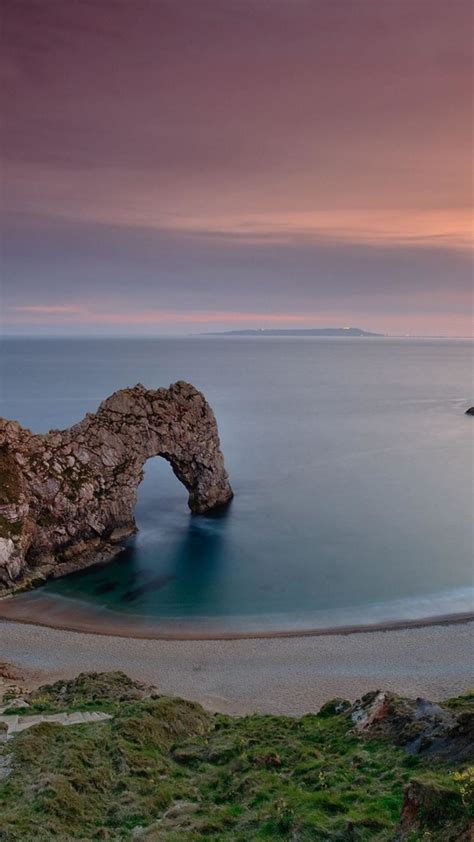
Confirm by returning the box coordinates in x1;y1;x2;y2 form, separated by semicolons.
0;672;472;841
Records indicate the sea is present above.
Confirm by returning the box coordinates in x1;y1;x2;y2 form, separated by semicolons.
1;336;473;633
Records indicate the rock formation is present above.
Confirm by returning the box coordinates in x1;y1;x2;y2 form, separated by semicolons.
0;382;233;592
349;690;473;762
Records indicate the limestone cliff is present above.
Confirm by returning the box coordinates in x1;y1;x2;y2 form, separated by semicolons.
0;382;233;592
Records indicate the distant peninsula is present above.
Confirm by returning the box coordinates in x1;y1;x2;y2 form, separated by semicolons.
202;327;383;337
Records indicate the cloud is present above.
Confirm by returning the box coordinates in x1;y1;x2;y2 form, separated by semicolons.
1;0;472;336
6;306;341;326
5;162;472;251
10;305;85;314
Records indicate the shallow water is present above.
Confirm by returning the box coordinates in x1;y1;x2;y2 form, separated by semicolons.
1;336;473;631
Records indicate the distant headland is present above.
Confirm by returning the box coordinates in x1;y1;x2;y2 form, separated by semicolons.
202;327;383;337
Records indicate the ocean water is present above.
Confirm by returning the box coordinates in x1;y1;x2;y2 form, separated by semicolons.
1;336;473;632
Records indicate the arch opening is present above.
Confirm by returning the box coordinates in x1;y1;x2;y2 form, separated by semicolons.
0;381;233;591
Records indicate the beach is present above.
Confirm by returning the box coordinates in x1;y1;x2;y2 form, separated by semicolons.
1;618;472;716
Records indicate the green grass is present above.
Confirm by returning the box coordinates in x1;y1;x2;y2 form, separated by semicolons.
443;691;474;712
0;673;472;841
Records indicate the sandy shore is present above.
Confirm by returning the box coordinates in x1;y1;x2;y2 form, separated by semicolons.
1;619;472;716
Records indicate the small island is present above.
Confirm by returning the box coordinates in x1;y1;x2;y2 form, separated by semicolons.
202;327;383;337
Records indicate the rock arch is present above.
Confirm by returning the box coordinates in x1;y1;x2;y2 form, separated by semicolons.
0;382;233;592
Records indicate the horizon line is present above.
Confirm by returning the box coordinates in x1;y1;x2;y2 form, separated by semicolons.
1;332;473;341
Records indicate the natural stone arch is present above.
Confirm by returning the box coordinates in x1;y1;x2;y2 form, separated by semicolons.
0;382;233;592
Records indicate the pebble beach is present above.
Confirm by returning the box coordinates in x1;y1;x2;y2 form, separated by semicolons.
1;618;472;716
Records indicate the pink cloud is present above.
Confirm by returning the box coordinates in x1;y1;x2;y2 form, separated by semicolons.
6;305;472;337
7;306;340;326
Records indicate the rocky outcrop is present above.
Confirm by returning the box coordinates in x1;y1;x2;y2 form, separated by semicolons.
395;778;470;841
0;382;233;592
349;690;474;762
334;690;474;839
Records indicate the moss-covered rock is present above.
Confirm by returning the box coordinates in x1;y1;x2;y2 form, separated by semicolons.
0;446;22;506
396;776;471;840
27;671;154;712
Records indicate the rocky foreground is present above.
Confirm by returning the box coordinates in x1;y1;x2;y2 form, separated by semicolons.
0;671;472;841
0;382;232;592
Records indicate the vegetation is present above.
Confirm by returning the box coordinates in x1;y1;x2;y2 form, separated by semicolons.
0;673;472;841
0;446;21;506
0;515;23;540
0;445;23;541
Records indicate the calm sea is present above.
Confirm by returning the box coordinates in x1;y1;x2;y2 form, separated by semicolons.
1;336;473;632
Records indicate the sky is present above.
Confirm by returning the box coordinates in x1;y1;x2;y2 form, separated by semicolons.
1;0;473;337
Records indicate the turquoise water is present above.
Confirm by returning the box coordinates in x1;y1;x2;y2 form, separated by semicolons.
1;337;473;631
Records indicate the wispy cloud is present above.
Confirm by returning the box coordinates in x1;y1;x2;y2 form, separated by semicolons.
2;0;472;337
7;306;338;326
6;163;473;251
10;305;85;314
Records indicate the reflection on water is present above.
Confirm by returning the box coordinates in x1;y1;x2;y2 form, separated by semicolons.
166;509;230;616
117;505;231;614
46;475;233;619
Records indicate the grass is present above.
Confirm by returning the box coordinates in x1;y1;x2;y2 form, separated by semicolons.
0;673;472;841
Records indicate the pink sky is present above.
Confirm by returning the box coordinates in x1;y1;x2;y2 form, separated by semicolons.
1;0;473;336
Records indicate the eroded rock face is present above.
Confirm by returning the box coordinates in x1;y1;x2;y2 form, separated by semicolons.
0;382;233;591
350;690;473;762
396;778;468;841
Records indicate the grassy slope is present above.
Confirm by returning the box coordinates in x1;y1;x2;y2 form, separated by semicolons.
0;673;472;841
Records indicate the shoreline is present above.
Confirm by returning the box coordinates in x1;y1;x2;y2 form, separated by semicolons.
0;590;472;641
1;618;473;716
